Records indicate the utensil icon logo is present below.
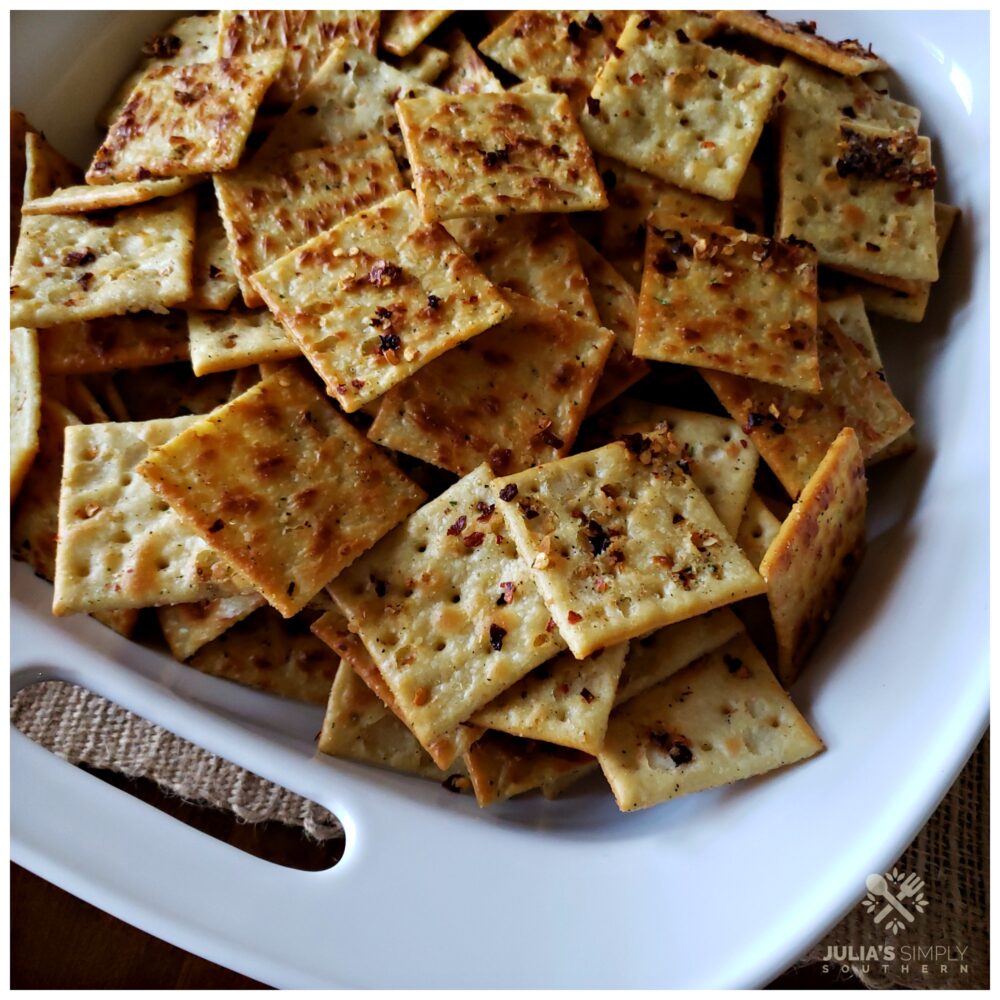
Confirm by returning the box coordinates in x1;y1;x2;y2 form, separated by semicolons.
861;867;929;935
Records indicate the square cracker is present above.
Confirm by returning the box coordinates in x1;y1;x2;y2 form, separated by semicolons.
188;605;339;704
367;290;614;477
575;238;650;412
311;610;483;769
23;132;81;201
444;213;599;323
616;607;745;707
703;315;913;498
635;214;821;392
736;492;784;571
186;185;239;311
492;434;766;659
23;177;197;216
38;312;189;376
581;14;785;200
253;40;439;164
604;400;759;537
397;91;608;221
10;194;196;329
595;154;733;289
250;190;510;413
438;30;502;95
715;11;886;77
218;10;381;106
380;11;453;57
328;464;567;753
187;307;299;376
397;44;450;84
137;364;425;617
158;593;266;662
777;110;938;282
53;415;248;615
86;52;284;184
599;631;823;810
11;328;42;502
759;427;867;684
464;732;594;807
214;137;403;308
472;643;628;754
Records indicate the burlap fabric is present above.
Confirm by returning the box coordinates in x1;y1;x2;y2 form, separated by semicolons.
11;680;988;988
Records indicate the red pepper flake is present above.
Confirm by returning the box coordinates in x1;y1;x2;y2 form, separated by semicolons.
600;484;619;499
594;578;608;593
63;249;96;267
497;581;516;606
463;531;485;548
447;515;467;536
580;687;595;704
489;623;507;651
567;610;583;624
350;378;365;389
488;446;512;475
208;518;224;533
475;501;495;521
368;260;402;287
545;617;556;632
426;293;441;310
621;432;652;457
77;272;94;291
498;483;518;502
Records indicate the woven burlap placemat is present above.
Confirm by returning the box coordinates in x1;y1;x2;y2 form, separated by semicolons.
10;680;988;988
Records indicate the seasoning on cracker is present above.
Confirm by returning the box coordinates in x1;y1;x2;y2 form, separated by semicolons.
380;10;453;57
187;307;299;376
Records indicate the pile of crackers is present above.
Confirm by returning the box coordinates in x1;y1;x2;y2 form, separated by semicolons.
10;11;955;812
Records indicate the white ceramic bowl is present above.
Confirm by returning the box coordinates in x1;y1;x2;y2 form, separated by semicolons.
10;11;989;988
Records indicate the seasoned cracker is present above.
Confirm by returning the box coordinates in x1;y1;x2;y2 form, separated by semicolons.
23;132;81;201
635;214;820;391
187;307;298;376
715;11;886;77
250;190;510;413
575;238;649;412
605;400;759;537
778;111;938;282
214;137;403;308
760;428;867;685
254;40;438;164
398;90;608;221
492;434;766;659
381;10;453;57
312;610;483;769
87;52;284;184
328;465;567;753
819;294;882;369
23;177;197;216
138;364;425;617
736;492;784;570
11;328;41;502
444;214;599;322
53;415;247;615
438;29;502;94
367;291;614;476
397;44;449;84
187;185;239;311
472;644;628;754
464;731;594;807
703;316;913;498
158;593;266;662
595;154;733;288
10;194;196;329
218;10;381;106
582;14;785;200
599;631;823;810
188;605;338;704
616;607;746;707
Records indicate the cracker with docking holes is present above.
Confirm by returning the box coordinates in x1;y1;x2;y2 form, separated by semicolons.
187;186;239;311
23;176;197;216
11;193;196;329
38;312;190;376
703;316;913;498
218;10;380;106
604;401;759;537
760;428;867;686
137;364;425;617
492;434;766;659
250;190;509;413
158;594;266;662
87;52;284;184
367;290;614;477
472;643;628;754
11;328;41;503
398;90;608;221
635;214;821;392
715;11;886;76
215;137;403;307
380;10;453;57
736;492;784;571
777;110;938;282
187;307;299;376
53;415;249;615
444;213;599;323
599;632;823;811
439;29;502;94
581;13;785;200
328;465;567;754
